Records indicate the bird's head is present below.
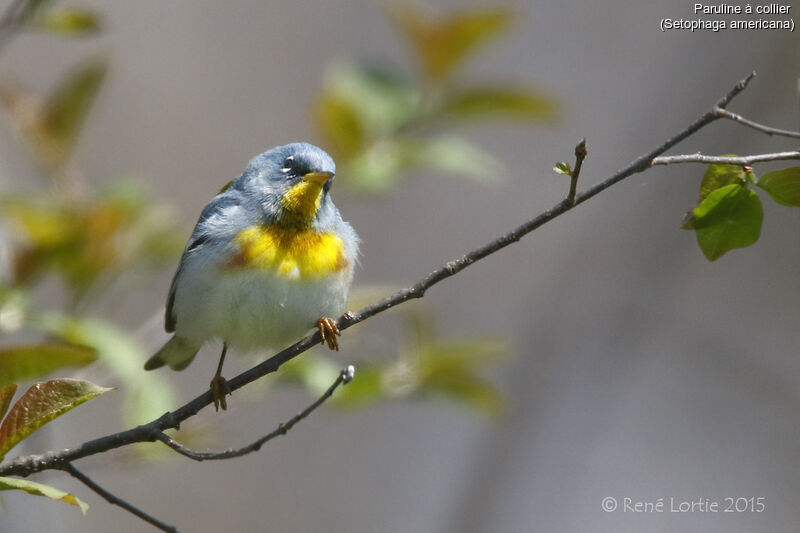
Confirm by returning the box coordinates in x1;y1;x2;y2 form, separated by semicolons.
245;142;337;227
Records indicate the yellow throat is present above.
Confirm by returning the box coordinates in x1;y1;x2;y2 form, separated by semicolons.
279;180;324;225
229;180;347;279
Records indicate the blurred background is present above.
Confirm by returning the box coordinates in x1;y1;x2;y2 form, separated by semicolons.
0;0;798;531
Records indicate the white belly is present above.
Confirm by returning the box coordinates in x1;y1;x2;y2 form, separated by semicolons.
173;264;352;351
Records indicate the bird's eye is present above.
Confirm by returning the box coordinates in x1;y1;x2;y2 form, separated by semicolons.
280;156;296;176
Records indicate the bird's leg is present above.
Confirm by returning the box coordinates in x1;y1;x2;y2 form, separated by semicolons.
316;317;341;351
210;343;231;411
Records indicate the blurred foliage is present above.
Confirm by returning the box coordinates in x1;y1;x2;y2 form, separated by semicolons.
282;310;507;416
0;58;107;172
315;3;556;192
32;7;100;37
0;341;95;386
0;0;180;488
0;4;530;506
36;312;177;426
2;183;181;306
681;161;800;261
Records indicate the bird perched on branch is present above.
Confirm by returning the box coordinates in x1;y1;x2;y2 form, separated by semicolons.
145;143;359;410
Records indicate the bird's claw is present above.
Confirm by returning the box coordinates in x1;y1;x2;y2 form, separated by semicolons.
317;317;341;351
210;374;231;411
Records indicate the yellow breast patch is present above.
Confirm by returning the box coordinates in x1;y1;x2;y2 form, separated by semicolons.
229;224;348;279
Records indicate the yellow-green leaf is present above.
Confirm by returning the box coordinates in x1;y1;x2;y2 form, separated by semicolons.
0;60;107;171
34;8;100;36
334;366;383;407
0;384;17;421
318;62;418;138
0;476;88;515
42;58;107;168
443;86;557;122
341;140;408;192
20;0;53;21
314;93;365;159
698;159;747;201
756;167;800;206
686;184;763;261
411;136;502;184
280;353;340;396
0;196;75;248
553;162;571;175
389;4;511;80
0;342;97;386
0;378;113;459
421;369;503;416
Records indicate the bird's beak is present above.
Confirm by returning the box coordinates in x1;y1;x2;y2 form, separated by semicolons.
303;171;334;185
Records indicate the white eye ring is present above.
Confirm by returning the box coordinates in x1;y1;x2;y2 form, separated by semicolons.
280;155;295;174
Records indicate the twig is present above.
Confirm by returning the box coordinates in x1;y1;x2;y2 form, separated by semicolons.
62;463;177;533
652;151;800;166
155;365;355;461
0;72;785;482
567;138;587;204
714;108;800;139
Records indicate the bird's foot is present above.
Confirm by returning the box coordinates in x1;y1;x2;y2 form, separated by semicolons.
210;374;231;411
316;317;341;351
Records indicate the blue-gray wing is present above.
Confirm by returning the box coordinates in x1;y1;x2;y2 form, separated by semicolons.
164;191;255;332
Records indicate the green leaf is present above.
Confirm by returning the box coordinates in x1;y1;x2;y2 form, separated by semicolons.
341;140;408;192
334;366;384;407
0;342;97;386
34;8;100;36
314;93;365;159
685;184;763;261
756;167;800;206
0;60;107;171
412;136;502;184
20;0;53;21
43;58;107;168
421;369;503;415
342;136;501;192
0;476;88;515
698;159;747;201
280;353;341;396
443;86;557;122
389;4;511;80
0;196;75;248
0;378;113;459
317;62;419;140
553;162;571;175
1;184;180;297
0;288;28;334
0;384;18;422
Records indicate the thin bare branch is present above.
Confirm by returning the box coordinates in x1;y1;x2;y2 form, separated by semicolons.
155;365;355;461
652;151;800;166
567;138;587;204
62;463;177;533
0;72;770;481
714;107;800;139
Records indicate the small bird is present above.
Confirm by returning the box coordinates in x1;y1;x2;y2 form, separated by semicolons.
144;143;359;410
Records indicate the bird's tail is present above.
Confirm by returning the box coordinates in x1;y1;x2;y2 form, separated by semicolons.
144;336;201;371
